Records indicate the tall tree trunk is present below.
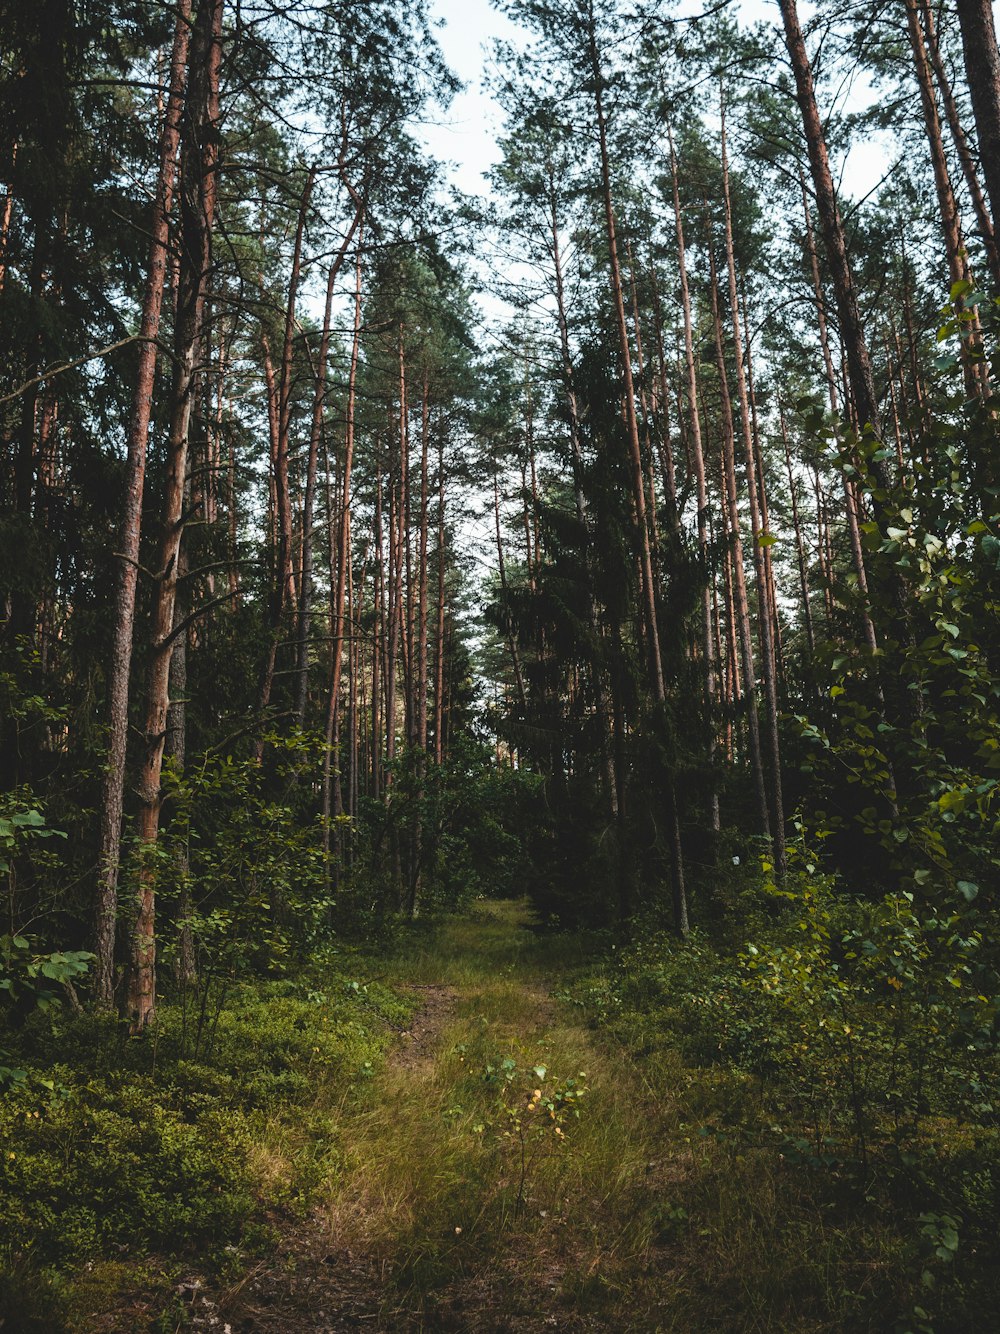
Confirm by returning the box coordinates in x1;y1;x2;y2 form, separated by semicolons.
720;102;785;878
323;241;363;865
128;0;221;1033
587;17;664;701
295;257;337;725
257;166;314;735
668;124;719;832
904;0;983;398
548;173;618;823
954;0;1000;243
708;245;770;840
94;0;191;1008
588;11;686;928
800;167;880;657
778;0;883;439
921;0;1000;284
434;434;447;768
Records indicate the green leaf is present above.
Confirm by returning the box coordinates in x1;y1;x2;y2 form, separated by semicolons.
957;880;979;902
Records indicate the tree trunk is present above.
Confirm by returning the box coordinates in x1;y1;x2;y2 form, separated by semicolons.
325;241;363;861
708;244;770;840
954;0;1000;245
434;433;447;768
548;173;618;822
668;125;719;832
94;0;191;1008
128;0;221;1033
720;103;785;878
904;0;983;398
587;18;664;702
921;0;1000;284
779;0;882;437
257;166;314;735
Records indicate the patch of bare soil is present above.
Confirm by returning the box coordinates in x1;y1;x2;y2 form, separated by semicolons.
389;984;457;1071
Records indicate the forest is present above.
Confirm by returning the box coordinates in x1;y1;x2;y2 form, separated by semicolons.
1;0;999;1327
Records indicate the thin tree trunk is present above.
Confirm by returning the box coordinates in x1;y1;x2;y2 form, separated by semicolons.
257;166;314;735
708;244;770;840
669;124;719;832
295;256;337;725
780;406;816;664
322;240;363;867
434;433;447;767
588;17;664;701
548;173;618;821
720;102;785;877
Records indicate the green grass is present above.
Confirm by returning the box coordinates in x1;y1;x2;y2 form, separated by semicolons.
3;899;996;1330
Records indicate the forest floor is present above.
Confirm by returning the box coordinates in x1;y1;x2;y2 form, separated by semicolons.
60;898;935;1333
159;900;687;1333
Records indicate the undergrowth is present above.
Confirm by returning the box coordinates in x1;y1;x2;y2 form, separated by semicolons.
570;900;1000;1333
0;953;415;1329
4;898;998;1332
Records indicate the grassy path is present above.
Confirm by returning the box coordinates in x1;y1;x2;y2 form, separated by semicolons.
213;900;679;1332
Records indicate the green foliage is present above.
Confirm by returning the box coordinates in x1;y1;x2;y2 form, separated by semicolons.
348;738;540;921
0;955;413;1316
473;1052;587;1211
580;853;1000;1330
156;734;334;986
0;934;92;1015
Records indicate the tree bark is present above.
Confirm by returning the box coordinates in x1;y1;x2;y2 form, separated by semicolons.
955;0;1000;247
778;0;883;438
128;0;221;1033
94;0;191;1008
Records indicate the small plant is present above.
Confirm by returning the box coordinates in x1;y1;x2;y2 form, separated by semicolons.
477;1055;587;1214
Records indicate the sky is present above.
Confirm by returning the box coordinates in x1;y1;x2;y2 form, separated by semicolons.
420;0;893;207
419;0;524;199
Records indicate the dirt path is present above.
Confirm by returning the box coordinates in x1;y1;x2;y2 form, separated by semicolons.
182;902;672;1333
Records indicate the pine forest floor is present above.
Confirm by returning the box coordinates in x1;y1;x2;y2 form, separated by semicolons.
64;899;924;1333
